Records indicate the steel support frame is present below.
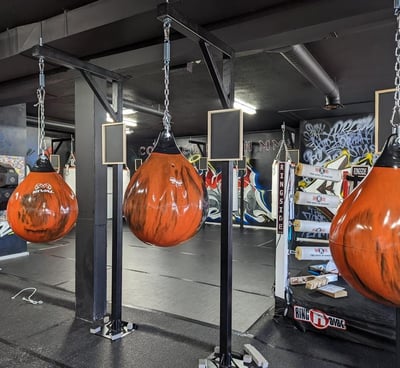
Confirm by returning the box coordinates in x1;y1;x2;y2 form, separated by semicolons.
51;137;71;155
158;4;238;367
34;43;132;339
32;44;123;122
91;164;136;341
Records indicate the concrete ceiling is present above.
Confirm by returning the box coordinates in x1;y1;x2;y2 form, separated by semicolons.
0;0;395;140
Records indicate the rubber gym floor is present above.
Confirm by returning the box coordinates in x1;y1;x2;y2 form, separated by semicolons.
0;223;394;367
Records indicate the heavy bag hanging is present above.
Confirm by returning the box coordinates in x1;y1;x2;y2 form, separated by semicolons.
6;51;78;243
123;18;208;247
7;154;79;243
329;135;400;306
330;7;400;307
123;128;208;246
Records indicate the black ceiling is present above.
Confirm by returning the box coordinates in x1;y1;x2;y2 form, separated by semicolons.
0;0;396;140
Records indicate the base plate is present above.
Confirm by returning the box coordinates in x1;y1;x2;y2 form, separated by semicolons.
90;319;136;341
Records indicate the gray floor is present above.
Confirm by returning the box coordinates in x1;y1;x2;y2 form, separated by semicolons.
5;224;275;333
0;223;395;367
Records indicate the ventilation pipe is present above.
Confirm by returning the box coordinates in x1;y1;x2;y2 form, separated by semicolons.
279;44;343;110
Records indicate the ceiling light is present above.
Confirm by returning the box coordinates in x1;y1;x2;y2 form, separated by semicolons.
233;99;257;115
123;108;137;115
106;113;137;127
124;119;137;127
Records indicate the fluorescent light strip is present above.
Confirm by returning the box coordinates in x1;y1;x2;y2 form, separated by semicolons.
123;108;137;115
124;120;137;127
233;99;257;115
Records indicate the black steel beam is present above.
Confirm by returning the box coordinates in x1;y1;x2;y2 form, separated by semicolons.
188;139;206;157
157;2;234;58
51;137;71;154
199;40;230;109
33;44;124;122
223;55;235;106
32;45;124;82
80;70;122;122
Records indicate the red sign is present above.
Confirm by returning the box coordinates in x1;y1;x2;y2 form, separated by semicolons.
294;305;346;330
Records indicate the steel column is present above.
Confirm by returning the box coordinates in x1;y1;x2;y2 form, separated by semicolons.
111;164;123;325
240;173;245;231
75;77;108;321
219;160;234;368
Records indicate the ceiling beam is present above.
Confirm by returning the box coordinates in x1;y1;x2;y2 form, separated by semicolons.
0;0;156;61
215;0;393;53
92;0;393;72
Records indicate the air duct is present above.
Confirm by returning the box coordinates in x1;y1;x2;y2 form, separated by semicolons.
279;44;343;110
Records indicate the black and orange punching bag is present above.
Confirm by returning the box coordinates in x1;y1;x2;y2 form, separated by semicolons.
123;17;208;247
329;134;400;306
7;155;78;243
123;128;208;247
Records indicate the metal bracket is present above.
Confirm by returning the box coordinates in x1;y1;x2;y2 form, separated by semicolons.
199;41;231;109
157;3;235;109
32;44;124;122
189;139;206;157
90;317;136;341
157;3;234;58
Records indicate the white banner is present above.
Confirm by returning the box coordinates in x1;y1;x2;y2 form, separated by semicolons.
294;191;341;208
295;246;332;260
295;163;342;182
293;219;331;234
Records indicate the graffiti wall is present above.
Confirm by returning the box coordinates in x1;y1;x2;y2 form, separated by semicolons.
296;114;375;238
0;104;27;256
127;129;295;227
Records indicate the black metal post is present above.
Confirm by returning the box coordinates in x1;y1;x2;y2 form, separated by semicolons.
240;173;245;231
75;77;107;322
219;160;233;368
111;164;123;331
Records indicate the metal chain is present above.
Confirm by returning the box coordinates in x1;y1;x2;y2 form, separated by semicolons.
391;12;400;138
35;55;46;155
274;122;292;161
162;17;172;132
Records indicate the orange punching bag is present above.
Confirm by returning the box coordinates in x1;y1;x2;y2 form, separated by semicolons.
329;134;400;306
123;128;208;247
7;155;79;243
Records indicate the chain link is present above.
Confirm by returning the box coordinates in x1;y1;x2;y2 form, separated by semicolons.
35;55;46;155
162;18;172;132
391;13;400;135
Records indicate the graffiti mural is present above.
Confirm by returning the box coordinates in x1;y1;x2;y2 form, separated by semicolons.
296;114;375;238
301;115;375;165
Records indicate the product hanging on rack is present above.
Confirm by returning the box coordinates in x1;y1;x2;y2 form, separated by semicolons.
123;17;208;247
64;135;77;191
6;49;78;243
329;7;400;307
271;122;294;220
